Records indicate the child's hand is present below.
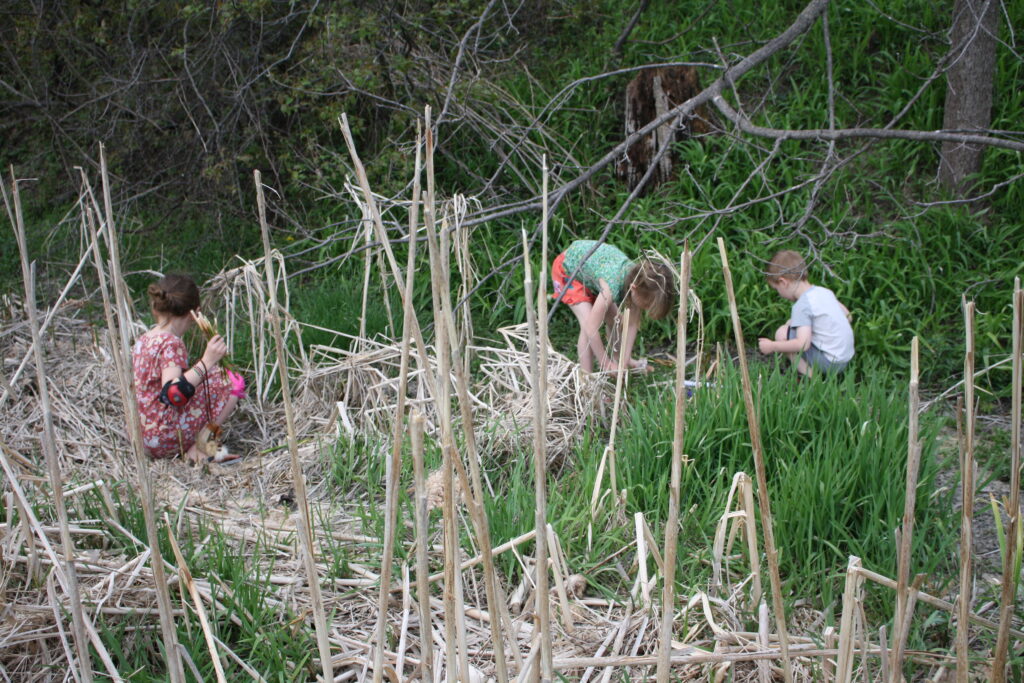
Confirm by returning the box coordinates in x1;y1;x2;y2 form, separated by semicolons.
758;337;774;355
201;334;229;367
599;358;619;372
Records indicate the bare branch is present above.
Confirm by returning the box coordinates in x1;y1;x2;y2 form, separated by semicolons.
711;93;1024;151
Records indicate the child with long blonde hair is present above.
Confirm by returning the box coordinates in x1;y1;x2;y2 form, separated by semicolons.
551;240;676;373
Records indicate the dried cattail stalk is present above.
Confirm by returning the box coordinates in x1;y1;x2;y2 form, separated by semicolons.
890;337;920;678
956;299;975;683
522;227;553;680
718;237;793;683
99;146;185;683
657;247;690;683
8;170;95;683
992;280;1023;682
255;169;333;682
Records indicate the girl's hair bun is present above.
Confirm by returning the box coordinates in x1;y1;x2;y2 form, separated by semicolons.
148;274;200;317
147;282;167;301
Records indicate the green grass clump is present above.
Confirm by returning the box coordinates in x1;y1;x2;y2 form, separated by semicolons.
482;359;956;610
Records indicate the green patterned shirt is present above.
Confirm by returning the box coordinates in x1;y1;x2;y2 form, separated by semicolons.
563;240;634;301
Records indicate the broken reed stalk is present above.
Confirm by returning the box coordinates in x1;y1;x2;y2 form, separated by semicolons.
537;151;555;652
896;574;925;659
717;237;793;683
166;524;227;683
547;523;574;630
254;170;333;682
372;119;423;683
340;112;487;676
439;264;514;677
992;279;1023;682
0;445;124;682
835;556;863;683
822;626;836;682
420;119;469;681
441;233;512;675
854;564;1024;638
890;336;920;680
956;298;975;683
521;228;553;681
606;309;630;491
598;309;626;507
758;602;771;683
538;157;552;460
359;204;373;343
656;248;690;683
410;411;433;683
450;351;517;678
634;512;651;608
9;174;95;683
741;474;763;609
98;147;185;683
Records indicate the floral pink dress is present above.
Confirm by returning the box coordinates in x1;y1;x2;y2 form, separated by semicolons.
132;331;229;458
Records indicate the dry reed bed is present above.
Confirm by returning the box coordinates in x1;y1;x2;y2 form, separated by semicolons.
0;307;767;682
0;270;841;682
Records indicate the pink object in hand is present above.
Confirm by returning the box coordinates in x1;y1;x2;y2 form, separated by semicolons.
227;370;246;398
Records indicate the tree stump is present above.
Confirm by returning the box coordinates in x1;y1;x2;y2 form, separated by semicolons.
617;65;711;194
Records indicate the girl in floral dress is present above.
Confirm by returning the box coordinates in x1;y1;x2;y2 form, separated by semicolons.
132;274;244;463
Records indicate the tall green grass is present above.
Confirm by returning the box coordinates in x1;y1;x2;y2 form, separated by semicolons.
481;360;956;608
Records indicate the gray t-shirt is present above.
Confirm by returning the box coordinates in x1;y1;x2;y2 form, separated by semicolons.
790;285;855;363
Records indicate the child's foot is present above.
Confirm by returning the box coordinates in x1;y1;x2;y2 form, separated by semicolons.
183;444;240;465
208;447;241;464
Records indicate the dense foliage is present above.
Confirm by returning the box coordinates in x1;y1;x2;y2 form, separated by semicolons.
3;0;1021;386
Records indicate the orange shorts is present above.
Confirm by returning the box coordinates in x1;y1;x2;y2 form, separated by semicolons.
551;251;596;306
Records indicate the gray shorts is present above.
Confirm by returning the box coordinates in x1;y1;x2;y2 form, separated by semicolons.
788;328;849;375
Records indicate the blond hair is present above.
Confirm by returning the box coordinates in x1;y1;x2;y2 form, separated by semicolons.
626;260;676;320
766;250;808;283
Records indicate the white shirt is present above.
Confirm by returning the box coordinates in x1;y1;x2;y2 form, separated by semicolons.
790;286;855;363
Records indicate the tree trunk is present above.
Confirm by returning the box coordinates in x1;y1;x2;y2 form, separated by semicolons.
617;66;712;194
937;0;1000;196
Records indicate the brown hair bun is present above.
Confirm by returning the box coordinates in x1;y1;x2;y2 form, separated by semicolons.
148;274;200;317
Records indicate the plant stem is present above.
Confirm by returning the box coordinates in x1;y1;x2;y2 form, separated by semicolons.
717;237;793;683
656;247;690;683
255;170;333;682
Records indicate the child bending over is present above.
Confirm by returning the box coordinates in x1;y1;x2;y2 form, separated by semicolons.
758;250;854;377
552;240;676;373
132;274;245;463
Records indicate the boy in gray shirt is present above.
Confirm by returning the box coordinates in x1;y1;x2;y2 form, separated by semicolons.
757;250;854;377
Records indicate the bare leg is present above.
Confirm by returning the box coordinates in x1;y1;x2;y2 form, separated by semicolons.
184;443;204;463
213;395;239;427
604;305;620;360
185;393;241;464
570;302;596;373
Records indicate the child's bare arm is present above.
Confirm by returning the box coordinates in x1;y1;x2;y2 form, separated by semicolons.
160;335;228;386
758;326;811;355
840;302;852;322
